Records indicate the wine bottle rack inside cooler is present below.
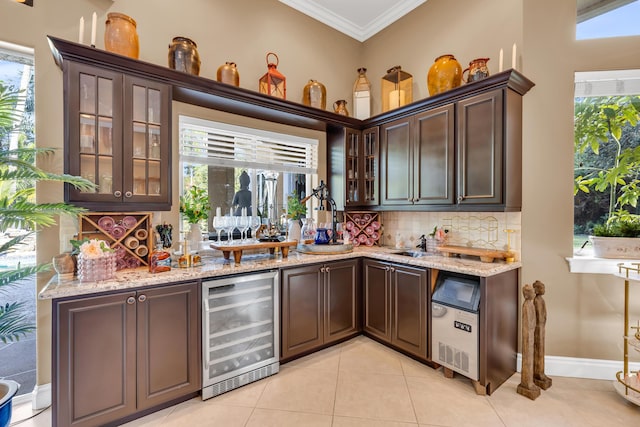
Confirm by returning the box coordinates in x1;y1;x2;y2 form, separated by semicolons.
202;270;280;400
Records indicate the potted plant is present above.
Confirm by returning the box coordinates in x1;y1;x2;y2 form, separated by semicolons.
286;193;307;242
179;185;210;251
0;82;93;417
574;95;640;257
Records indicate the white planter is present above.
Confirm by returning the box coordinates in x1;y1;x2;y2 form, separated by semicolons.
590;236;640;259
188;223;202;252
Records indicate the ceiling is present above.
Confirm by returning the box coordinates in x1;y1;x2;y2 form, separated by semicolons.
280;0;634;41
278;0;427;42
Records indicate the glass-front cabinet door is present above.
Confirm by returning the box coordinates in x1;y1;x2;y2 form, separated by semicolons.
362;127;378;205
65;62;171;210
123;75;170;205
345;129;360;205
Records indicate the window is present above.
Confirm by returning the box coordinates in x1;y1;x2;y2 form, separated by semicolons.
577;0;640;40
573;70;640;250
179;116;319;238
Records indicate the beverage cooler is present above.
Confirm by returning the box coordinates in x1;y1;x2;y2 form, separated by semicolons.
201;270;279;400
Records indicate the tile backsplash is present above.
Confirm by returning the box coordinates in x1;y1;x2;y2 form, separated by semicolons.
380;211;522;260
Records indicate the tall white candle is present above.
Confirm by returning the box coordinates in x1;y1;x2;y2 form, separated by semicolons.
230;207;233;216
79;17;85;44
498;48;503;72
216;207;221;217
512;43;517;70
90;12;97;46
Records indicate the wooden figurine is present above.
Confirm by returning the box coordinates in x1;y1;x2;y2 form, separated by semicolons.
533;280;552;390
517;284;541;400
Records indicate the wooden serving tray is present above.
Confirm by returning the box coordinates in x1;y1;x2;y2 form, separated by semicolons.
210;240;298;264
436;245;514;263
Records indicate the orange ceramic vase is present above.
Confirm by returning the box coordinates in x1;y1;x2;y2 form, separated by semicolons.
427;54;462;96
104;12;139;59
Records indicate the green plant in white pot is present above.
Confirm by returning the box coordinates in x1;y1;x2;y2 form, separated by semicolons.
574;95;640;257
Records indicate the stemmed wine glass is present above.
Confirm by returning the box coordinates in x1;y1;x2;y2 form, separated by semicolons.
225;215;236;245
250;216;261;242
213;215;224;244
236;216;250;242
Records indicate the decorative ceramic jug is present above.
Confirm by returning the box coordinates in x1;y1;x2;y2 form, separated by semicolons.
314;227;330;245
104;12;139;59
302;80;327;110
216;62;240;86
333;100;349;116
463;58;490;83
427;54;462;96
168;37;201;76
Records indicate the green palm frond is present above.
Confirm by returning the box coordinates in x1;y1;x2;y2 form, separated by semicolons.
0;264;50;291
0;302;35;343
0;233;33;256
0;201;87;231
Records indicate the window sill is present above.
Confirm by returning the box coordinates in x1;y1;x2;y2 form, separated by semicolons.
566;248;634;274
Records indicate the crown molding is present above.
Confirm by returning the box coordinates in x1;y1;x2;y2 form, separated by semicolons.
279;0;427;42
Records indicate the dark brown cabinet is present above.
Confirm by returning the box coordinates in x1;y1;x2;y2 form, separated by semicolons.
65;61;171;211
281;259;361;360
53;282;200;427
457;89;516;208
328;127;379;209
380;104;455;207
363;259;429;360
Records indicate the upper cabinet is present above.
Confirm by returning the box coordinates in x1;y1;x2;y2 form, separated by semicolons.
65;62;171;211
48;36;533;213
380;104;455;206
328;126;379;210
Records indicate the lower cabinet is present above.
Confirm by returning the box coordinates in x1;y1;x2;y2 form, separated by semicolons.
363;259;429;360
53;282;200;427
281;259;361;360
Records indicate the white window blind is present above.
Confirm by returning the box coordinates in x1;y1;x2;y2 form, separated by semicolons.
179;116;319;174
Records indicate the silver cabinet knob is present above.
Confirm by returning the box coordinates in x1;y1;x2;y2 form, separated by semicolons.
325;266;330;272
457;195;464;203
384;266;390;272
125;191;133;198
114;190;122;197
138;294;147;303
126;296;135;305
320;267;326;273
390;267;396;273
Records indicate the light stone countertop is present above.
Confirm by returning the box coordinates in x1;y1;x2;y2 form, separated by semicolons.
39;246;521;300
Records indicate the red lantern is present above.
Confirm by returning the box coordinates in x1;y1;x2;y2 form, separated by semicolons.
259;52;286;100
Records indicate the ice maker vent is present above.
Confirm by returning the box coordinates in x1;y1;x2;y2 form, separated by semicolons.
438;341;470;373
202;362;279;400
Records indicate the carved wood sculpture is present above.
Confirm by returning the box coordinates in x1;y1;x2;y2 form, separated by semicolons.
533;280;552;390
517;284;541;400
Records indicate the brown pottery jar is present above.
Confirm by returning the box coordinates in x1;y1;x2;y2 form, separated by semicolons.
427;54;462;96
302;79;327;109
463;57;490;83
333;99;349;116
217;62;240;86
168;37;201;76
104;12;139;59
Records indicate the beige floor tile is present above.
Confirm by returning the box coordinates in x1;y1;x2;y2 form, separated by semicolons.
334;370;417;423
489;375;640;427
158;400;253;426
7;405;51;427
246;408;333;426
256;365;338;414
207;376;269;407
398;353;440;379
407;375;506;427
333;415;419;426
284;344;342;372
339;339;404;375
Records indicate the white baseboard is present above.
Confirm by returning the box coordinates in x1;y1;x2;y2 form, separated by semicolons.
517;354;640;380
31;383;51;410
